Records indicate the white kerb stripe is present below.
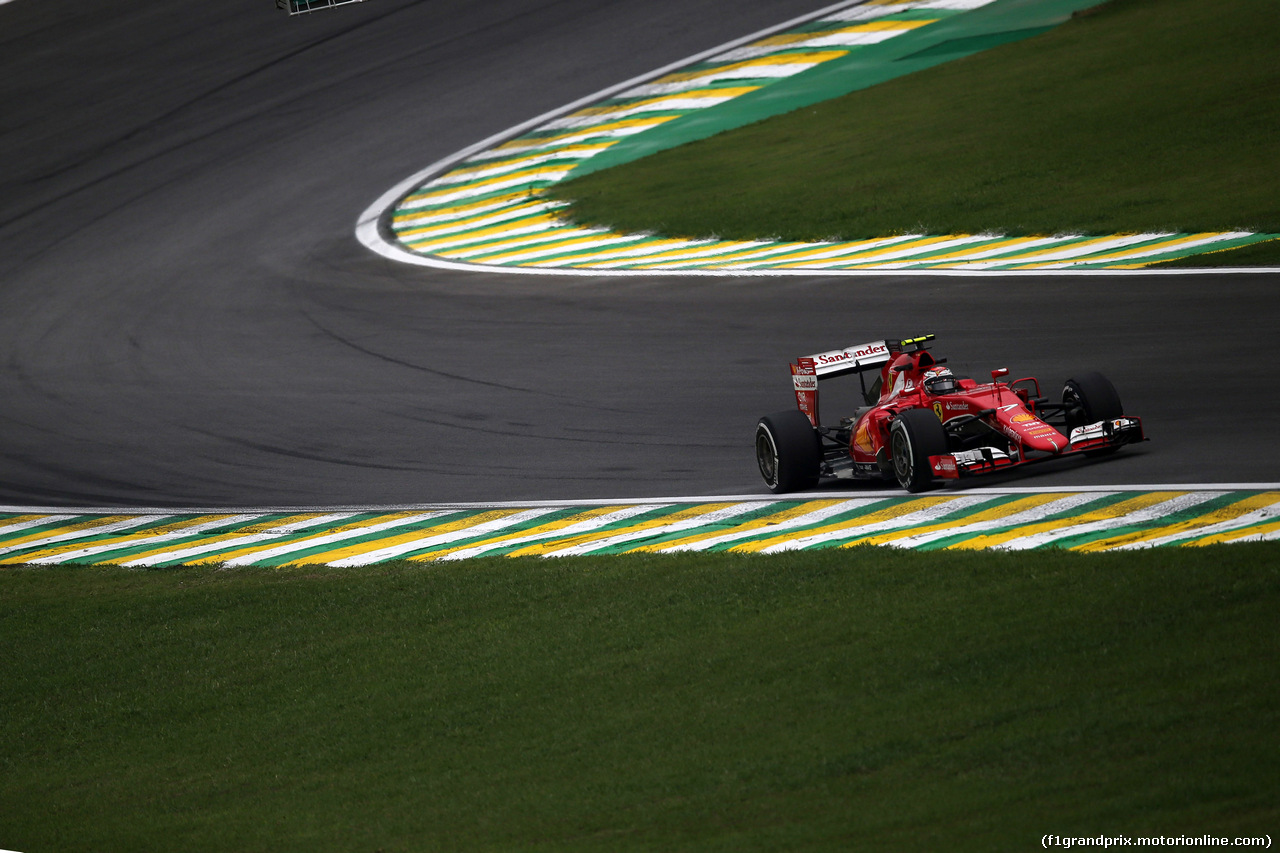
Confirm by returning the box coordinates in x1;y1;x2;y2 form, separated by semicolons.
886;493;1111;548
0;514;65;539
539;502;774;557
1112;499;1280;549
470;233;643;264
1212;527;1280;544
27;514;266;565
121;513;361;567
1033;232;1256;268
961;234;1173;269
657;498;883;553
396;200;566;229
758;495;1001;553
0;515;168;557
220;512;453;567
327;507;565;567
436;505;660;561
541;95;745;130
993;493;1222;550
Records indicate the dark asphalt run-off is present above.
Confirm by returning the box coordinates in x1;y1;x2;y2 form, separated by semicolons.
1;0;1277;507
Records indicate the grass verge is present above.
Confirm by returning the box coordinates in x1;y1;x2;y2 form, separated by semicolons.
551;0;1280;266
3;545;1278;850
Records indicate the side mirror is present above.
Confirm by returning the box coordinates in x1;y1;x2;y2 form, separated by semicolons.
991;368;1009;382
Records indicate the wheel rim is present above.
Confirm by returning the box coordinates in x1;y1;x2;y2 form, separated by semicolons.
891;427;912;487
756;427;779;487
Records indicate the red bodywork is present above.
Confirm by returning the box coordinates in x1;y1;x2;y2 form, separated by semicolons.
789;335;1144;486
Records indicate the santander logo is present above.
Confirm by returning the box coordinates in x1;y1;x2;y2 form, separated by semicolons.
815;343;887;366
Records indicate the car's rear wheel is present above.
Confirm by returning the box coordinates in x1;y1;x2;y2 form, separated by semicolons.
890;409;948;493
1063;371;1124;456
755;410;821;493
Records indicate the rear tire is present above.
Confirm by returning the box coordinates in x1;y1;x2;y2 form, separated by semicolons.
890;409;948;493
1063;371;1124;456
755;410;821;493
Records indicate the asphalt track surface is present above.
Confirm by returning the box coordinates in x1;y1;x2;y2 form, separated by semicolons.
2;0;1278;509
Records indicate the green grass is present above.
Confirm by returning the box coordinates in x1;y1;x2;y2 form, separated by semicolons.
3;545;1279;850
552;0;1280;265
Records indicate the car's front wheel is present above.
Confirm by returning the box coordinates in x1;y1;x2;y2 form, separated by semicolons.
1063;371;1124;456
755;410;821;493
1063;371;1123;427
890;409;948;493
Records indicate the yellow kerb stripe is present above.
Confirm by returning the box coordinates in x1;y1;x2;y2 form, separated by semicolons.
404;213;562;250
491;117;677;153
1188;506;1280;546
946;493;1184;550
1042;233;1233;265
179;513;418;566
0;514;53;534
603;241;748;264
468;232;638;263
618;501;840;553
983;233;1132;263
396;201;551;238
1194;519;1280;545
916;235;1054;263
433;231;566;259
654;51;849;83
1073;492;1280;552
565;87;760;120
849;235;986;264
8;515;245;563
662;242;815;266
412;506;631;561
558;238;724;266
405;168;570;203
394;192;529;221
849;493;1073;546
751;19;935;47
506;504;739;557
454;142;614;175
0;515;139;560
752;237;913;266
731;497;958;553
279;509;529;566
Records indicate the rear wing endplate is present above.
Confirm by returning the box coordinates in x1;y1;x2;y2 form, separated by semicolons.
790;340;892;426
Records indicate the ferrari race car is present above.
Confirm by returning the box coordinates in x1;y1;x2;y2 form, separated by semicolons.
755;334;1146;493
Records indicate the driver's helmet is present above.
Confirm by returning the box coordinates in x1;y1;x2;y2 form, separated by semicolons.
923;366;959;396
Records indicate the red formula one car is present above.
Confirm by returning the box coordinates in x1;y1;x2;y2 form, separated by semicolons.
754;334;1145;493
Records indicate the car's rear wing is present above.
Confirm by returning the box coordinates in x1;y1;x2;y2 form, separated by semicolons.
791;340;892;426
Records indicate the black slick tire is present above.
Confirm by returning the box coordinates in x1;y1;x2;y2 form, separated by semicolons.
889;408;947;493
1063;371;1124;456
755;410;821;494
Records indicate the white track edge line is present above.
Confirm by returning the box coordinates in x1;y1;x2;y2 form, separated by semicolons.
3;484;1279;516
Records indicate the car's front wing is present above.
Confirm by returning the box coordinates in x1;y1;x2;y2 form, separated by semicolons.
929;417;1145;480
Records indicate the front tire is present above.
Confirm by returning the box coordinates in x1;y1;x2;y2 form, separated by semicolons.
1063;371;1123;428
755;410;821;493
890;409;947;493
1063;372;1124;457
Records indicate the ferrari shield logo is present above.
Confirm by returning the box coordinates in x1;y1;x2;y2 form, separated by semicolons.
933;401;944;421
